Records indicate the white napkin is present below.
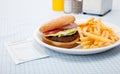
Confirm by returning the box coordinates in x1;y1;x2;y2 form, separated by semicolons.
5;39;49;64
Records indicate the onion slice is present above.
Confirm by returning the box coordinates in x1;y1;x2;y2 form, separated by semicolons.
62;23;77;29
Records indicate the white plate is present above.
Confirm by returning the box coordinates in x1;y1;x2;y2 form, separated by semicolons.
34;19;120;55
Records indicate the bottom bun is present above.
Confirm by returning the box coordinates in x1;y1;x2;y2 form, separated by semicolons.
41;36;79;48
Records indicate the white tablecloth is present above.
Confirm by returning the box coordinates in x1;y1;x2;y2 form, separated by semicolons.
0;0;120;74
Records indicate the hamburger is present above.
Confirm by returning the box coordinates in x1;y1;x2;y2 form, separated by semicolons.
39;15;79;48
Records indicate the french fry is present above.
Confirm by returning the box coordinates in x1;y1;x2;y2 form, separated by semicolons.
83;45;90;49
83;31;112;42
96;23;100;33
80;41;91;46
78;23;87;26
82;26;89;32
77;27;84;38
94;28;99;35
87;17;94;23
90;44;98;48
80;37;90;41
101;31;106;37
98;42;105;47
77;18;119;49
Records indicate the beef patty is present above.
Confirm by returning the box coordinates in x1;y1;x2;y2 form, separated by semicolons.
46;32;79;42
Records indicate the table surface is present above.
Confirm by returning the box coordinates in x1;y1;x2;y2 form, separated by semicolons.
0;0;120;74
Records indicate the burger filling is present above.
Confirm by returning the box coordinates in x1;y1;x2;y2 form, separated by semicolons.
46;32;78;42
43;23;79;42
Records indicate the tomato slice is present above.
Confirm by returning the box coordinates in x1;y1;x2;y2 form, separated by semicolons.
44;23;77;35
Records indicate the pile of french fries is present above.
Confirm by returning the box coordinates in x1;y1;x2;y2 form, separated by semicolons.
77;18;119;49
